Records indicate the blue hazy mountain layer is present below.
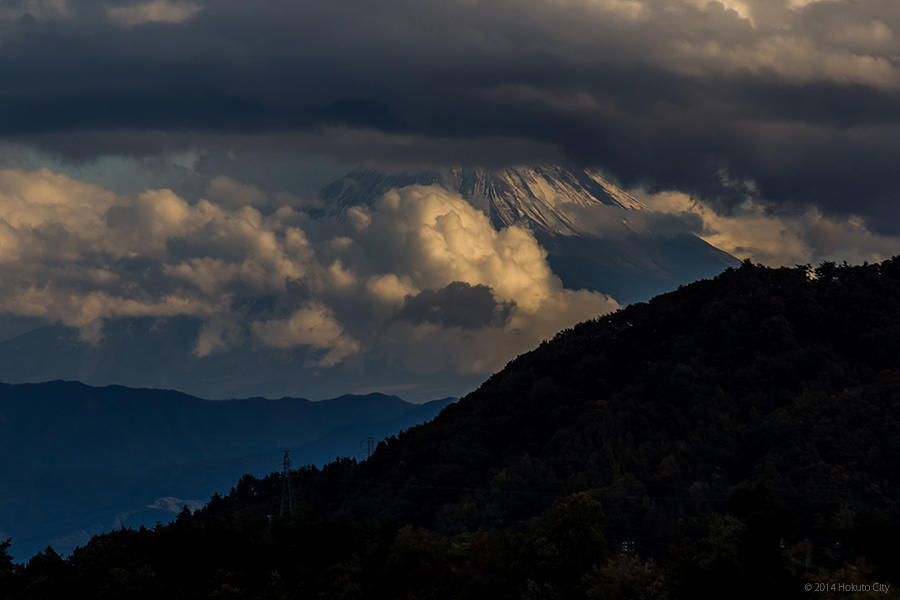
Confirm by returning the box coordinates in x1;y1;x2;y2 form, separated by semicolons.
0;318;484;402
0;380;454;561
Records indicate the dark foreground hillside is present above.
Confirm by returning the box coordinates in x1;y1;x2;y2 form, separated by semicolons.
3;260;900;599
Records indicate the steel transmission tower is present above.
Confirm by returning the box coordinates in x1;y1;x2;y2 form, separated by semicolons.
280;450;294;517
359;436;376;460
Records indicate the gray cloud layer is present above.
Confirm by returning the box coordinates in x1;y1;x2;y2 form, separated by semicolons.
1;0;899;229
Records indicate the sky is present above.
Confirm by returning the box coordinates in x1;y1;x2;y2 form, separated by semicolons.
0;0;899;397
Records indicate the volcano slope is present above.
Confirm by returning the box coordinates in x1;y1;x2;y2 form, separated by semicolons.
3;260;899;599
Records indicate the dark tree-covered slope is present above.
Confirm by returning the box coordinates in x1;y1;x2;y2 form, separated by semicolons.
3;260;900;599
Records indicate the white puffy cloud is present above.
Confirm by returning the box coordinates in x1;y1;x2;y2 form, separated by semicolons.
366;273;418;306
341;185;619;372
194;314;242;357
639;189;900;266
0;168;312;347
0;168;119;244
0;168;619;374
346;206;371;231
361;186;565;312
205;176;269;209
251;303;360;367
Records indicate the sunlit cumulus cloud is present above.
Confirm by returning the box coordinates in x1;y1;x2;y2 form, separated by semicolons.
251;304;360;368
0;168;617;372
342;185;617;373
638;189;900;266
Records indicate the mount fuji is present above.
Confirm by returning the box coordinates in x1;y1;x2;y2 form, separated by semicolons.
322;165;644;237
321;165;738;303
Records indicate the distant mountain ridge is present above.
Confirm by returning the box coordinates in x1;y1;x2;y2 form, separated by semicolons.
0;380;454;560
0;316;485;403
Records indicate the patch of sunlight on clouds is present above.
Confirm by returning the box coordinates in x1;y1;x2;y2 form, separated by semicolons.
637;189;900;266
106;0;202;28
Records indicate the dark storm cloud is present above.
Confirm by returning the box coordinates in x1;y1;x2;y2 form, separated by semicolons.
396;282;513;330
3;0;900;228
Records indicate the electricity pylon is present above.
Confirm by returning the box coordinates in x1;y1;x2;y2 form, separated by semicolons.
280;450;294;517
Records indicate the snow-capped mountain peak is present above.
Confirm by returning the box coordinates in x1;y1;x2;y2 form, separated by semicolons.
319;165;646;237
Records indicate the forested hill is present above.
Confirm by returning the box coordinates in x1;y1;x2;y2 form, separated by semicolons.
4;260;900;599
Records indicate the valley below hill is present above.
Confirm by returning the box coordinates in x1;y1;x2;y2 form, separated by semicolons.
0;384;452;561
